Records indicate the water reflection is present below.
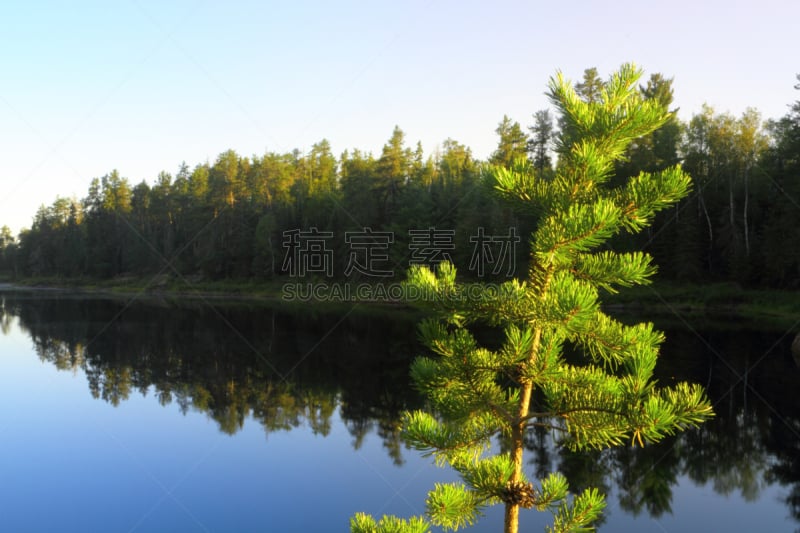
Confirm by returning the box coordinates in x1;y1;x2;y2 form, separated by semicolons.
0;290;422;466
532;324;800;527
1;289;799;529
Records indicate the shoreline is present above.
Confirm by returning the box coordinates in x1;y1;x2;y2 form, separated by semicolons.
1;277;798;329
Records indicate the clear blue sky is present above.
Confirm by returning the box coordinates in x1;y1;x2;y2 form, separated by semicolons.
1;0;798;234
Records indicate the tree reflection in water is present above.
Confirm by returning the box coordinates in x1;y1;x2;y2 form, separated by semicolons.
527;323;800;526
1;290;798;526
0;291;422;463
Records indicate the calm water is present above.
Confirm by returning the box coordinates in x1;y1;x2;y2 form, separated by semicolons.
0;287;798;532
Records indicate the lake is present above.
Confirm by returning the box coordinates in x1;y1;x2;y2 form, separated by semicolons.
0;286;798;532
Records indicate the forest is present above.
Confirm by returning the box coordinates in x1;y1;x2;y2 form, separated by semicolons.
1;69;799;289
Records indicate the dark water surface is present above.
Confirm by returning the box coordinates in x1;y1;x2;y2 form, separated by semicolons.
0;288;798;532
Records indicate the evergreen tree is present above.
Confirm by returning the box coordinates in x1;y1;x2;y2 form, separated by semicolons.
555;67;605;162
528;109;555;177
575;67;603;103
376;126;413;227
759;74;800;286
616;73;681;180
0;225;17;276
350;64;713;533
491;116;529;167
341;148;380;229
611;73;690;279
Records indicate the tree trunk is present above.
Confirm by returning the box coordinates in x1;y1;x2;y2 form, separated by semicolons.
505;308;546;533
505;377;532;533
729;175;735;230
743;166;750;257
698;193;713;270
268;235;275;276
504;501;520;533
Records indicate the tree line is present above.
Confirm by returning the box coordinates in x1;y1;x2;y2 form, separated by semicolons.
1;69;799;288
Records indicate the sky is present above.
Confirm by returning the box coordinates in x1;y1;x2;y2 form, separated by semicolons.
1;0;798;234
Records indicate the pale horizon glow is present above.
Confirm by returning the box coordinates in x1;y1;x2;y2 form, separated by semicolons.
1;0;798;234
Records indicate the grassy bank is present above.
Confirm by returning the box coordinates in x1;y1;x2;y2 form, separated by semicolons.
604;281;800;330
7;274;284;298
1;275;422;319
3;275;798;328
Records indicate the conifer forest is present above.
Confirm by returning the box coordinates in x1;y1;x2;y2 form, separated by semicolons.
2;69;799;290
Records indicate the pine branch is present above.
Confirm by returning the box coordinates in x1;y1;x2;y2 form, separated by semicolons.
570;251;656;293
352;64;712;533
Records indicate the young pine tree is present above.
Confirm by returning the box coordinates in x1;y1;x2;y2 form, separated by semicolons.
350;64;713;533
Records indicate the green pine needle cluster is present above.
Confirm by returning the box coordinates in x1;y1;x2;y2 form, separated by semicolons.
350;514;430;533
350;63;713;533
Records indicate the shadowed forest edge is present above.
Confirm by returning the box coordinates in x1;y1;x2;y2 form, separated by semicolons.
2;69;800;303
